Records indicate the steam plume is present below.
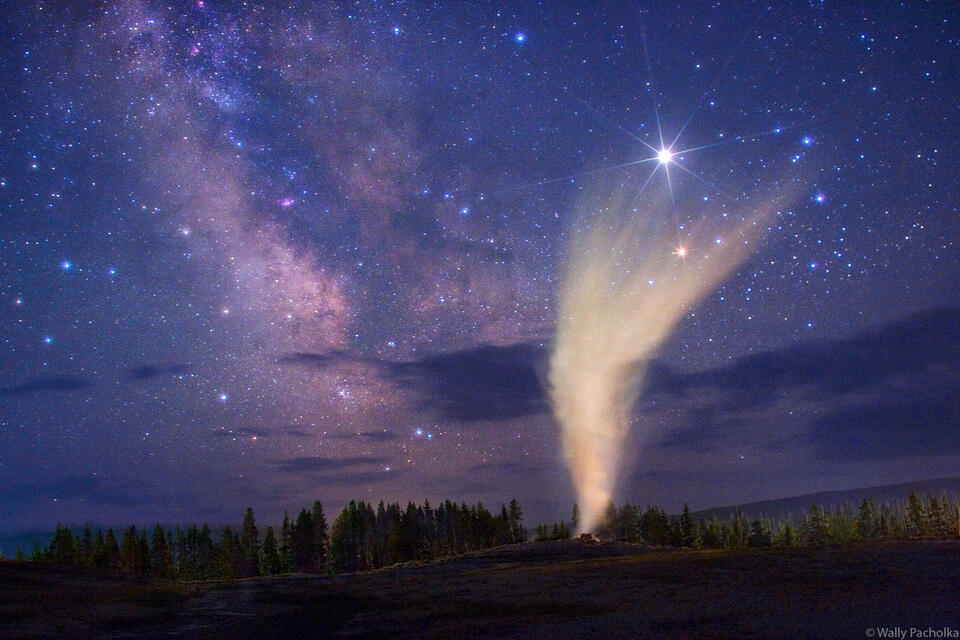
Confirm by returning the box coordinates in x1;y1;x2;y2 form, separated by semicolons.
549;184;775;533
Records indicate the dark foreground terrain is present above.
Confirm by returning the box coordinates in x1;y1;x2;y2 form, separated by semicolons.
2;539;959;639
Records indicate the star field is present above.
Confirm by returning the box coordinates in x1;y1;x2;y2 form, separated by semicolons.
1;1;957;531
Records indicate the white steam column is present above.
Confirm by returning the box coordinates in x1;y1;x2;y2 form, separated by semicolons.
549;184;776;534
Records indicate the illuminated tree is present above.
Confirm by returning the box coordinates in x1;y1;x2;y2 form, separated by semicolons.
775;523;799;547
854;498;879;539
927;497;950;537
800;505;829;546
747;520;772;547
678;504;695;547
906;492;928;536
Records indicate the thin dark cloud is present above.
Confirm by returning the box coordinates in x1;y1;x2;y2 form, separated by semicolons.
437;460;552;498
401;343;549;421
438;477;496;496
270;455;399;487
279;342;549;422
643;307;960;406
324;430;399;442
647;307;960;460
312;469;405;486
468;461;523;473
205;425;317;440
124;363;190;380
270;425;318;438
810;397;960;460
278;426;316;438
280;308;960;428
209;427;270;439
46;474;100;499
280;308;960;463
0;474;146;508
274;455;390;474
651;411;736;454
0;374;91;396
278;351;354;368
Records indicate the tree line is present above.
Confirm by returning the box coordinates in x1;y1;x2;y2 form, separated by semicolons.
534;492;960;548
18;491;960;578
21;498;526;580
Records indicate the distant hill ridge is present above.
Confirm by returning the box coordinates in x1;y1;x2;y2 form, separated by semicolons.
690;475;960;522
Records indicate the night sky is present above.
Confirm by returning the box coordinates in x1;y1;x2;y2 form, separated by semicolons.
2;1;958;533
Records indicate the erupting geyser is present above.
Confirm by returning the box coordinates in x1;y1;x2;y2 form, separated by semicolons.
549;184;777;534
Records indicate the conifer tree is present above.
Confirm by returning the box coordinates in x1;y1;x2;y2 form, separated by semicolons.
621;504;641;542
151;525;175;579
678;504;695;547
48;525;78;566
497;505;512;545
279;512;292;574
421;500;437;558
402;502;420;561
240;507;260;577
119;526;139;574
800;505;829;546
197;524;216;579
508;499;525;543
906;492;928;536
103;529;120;571
696;519;713;548
361;501;378;568
80;526;94;568
747;520;773;547
174;528;188;579
312;501;329;570
261;526;280;576
639;506;670;545
730;510;748;548
775;523;799;547
137;531;151;576
877;509;890;538
291;509;316;572
927;497;950;536
889;510;904;537
216;526;240;580
827;512;856;545
328;504;357;573
90;530;105;570
596;500;618;540
854;498;879;539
